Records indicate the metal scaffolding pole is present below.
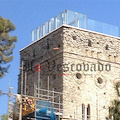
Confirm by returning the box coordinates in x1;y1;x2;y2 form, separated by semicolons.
24;71;27;95
48;76;49;100
52;88;54;107
38;65;40;98
21;61;24;95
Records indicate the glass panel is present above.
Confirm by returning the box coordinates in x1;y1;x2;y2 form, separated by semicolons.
48;21;51;33
34;30;37;42
87;19;96;31
38;26;41;38
112;26;119;37
95;21;103;33
57;13;63;27
67;10;76;26
45;22;49;35
40;25;43;38
31;10;120;42
77;13;86;28
51;18;54;31
103;23;110;35
87;19;119;37
42;24;45;36
32;31;34;42
62;10;67;24
36;28;40;40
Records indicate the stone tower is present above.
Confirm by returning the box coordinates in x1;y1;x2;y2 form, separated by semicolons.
18;10;120;120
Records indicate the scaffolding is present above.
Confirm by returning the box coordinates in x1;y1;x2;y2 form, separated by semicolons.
33;85;110;120
34;84;63;120
8;87;16;120
7;85;113;120
7;87;23;120
18;74;111;120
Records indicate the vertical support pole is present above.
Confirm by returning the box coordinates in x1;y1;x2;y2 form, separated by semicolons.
8;87;16;120
84;105;87;120
65;10;67;24
78;19;80;28
48;76;49;100
24;71;26;95
34;82;37;119
38;67;40;98
55;17;57;29
34;83;36;98
19;97;22;120
52;88;54;107
7;87;10;120
21;61;23;95
34;92;37;120
59;96;60;120
75;12;78;27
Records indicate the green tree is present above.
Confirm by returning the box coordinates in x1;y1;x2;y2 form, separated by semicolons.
108;82;120;120
0;17;17;78
0;114;8;120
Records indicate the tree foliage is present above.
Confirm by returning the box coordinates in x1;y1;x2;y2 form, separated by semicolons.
108;82;120;120
0;114;8;120
0;17;17;78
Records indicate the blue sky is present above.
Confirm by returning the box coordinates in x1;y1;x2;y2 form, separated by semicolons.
0;0;120;116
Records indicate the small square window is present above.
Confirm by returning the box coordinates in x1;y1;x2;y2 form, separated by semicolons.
47;39;50;49
105;45;109;50
33;49;35;57
88;40;92;47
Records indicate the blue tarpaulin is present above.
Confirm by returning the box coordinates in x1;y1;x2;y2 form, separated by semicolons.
35;100;57;120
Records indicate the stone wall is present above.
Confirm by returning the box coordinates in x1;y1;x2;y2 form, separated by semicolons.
62;26;120;119
18;27;64;96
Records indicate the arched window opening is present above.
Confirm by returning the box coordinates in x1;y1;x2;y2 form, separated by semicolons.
82;104;85;120
87;104;90;119
33;49;35;57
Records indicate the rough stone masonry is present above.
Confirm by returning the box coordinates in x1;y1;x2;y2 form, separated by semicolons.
18;25;120;120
